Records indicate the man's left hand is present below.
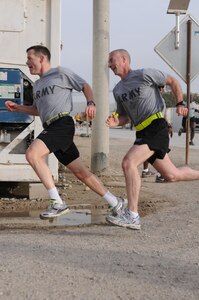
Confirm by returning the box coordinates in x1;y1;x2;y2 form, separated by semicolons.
176;106;188;116
85;105;96;119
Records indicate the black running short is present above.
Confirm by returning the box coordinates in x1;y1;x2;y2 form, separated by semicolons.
37;115;79;166
134;118;170;164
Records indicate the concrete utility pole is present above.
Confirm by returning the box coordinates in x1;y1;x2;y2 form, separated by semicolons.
91;0;110;173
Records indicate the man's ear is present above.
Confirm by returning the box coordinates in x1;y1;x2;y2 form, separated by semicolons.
40;55;45;63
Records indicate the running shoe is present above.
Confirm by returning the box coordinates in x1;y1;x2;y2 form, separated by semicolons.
40;200;70;219
106;208;141;230
189;141;194;146
142;170;155;178
111;197;128;216
155;174;165;183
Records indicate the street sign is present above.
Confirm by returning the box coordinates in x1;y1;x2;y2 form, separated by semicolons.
167;0;190;15
154;14;199;83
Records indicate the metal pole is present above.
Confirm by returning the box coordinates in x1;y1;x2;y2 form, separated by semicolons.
185;19;192;165
175;13;180;49
91;0;109;173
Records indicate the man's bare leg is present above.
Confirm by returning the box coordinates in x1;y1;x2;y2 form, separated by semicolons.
121;144;155;213
26;139;56;190
67;157;107;196
153;153;199;182
26;139;69;218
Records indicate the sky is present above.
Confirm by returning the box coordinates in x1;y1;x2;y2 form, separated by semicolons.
60;0;199;94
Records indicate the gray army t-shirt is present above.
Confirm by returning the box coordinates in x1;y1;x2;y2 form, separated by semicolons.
33;66;86;124
113;68;168;126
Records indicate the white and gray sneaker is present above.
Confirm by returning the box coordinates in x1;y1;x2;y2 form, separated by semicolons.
106;207;141;230
111;197;128;216
40;200;70;219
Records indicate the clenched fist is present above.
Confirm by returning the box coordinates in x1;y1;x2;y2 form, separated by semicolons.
5;101;18;112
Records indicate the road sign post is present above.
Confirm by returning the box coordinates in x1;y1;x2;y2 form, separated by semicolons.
185;19;192;164
154;14;199;164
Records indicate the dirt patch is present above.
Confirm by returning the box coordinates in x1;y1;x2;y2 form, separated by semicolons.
0;134;199;300
0;134;185;217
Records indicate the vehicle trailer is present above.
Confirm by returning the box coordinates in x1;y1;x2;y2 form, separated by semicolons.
0;0;61;198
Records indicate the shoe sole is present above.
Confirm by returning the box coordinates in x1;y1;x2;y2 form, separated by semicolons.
106;217;141;230
155;179;168;183
155;180;165;183
40;208;70;220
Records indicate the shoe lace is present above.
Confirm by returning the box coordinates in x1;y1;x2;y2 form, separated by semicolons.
123;208;139;223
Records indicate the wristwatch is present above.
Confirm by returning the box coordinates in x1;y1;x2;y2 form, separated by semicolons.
176;101;186;107
87;100;96;106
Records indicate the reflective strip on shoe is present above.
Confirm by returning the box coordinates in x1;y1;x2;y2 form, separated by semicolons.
49;199;59;204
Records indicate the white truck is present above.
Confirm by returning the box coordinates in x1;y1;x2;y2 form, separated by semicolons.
0;0;61;198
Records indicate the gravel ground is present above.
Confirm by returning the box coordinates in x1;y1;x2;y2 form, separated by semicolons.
0;131;199;300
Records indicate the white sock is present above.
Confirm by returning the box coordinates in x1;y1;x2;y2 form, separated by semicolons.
48;187;63;204
128;209;139;218
143;168;149;172
103;191;118;207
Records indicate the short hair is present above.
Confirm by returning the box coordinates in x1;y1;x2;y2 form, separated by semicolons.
26;45;51;61
110;49;131;63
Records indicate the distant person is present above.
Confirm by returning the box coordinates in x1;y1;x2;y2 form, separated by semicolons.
178;116;186;135
105;49;199;230
141;160;155;178
5;45;126;220
74;112;83;128
79;111;92;128
178;98;199;145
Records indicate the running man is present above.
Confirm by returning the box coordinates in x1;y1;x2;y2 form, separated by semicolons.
5;45;126;219
105;49;199;230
